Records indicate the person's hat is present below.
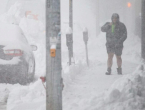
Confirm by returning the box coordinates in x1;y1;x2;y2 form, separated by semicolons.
112;13;119;20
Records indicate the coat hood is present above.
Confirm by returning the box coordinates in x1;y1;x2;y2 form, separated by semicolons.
111;13;120;22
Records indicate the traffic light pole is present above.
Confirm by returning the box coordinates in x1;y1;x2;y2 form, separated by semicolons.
46;0;62;110
141;0;145;60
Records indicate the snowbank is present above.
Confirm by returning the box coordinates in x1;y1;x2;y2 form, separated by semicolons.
8;63;143;110
7;79;46;110
0;83;21;110
86;65;145;110
62;61;87;88
6;61;88;110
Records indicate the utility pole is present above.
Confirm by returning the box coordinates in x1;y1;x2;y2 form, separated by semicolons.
96;0;100;36
69;0;73;58
46;0;62;110
69;0;73;29
142;0;145;60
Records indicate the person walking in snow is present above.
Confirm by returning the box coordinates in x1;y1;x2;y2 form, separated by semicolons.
101;13;127;75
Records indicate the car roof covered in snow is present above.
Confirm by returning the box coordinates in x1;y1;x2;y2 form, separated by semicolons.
0;22;23;40
0;22;30;51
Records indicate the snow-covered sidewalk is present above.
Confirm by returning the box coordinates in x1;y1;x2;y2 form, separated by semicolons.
62;33;141;110
63;60;138;110
86;65;145;110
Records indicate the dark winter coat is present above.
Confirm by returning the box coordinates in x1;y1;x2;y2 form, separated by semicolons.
101;22;127;48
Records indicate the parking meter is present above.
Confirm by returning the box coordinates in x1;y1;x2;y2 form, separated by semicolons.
66;27;73;48
66;33;73;49
66;27;73;65
83;27;89;66
83;28;88;45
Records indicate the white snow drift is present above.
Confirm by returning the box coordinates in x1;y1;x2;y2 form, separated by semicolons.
86;65;145;110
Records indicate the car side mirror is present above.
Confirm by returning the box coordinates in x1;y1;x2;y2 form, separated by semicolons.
31;45;37;51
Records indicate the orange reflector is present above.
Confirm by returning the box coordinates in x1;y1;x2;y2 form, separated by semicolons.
50;49;56;57
127;2;131;8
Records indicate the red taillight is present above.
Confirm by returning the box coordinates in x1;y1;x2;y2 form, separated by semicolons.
4;49;23;56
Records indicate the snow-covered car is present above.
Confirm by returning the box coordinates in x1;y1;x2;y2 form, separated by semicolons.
0;22;37;85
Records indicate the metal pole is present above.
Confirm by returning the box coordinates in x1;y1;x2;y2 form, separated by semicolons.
66;28;73;66
96;0;100;36
69;47;72;65
85;44;89;66
142;0;145;60
69;0;73;29
69;0;73;57
46;0;62;110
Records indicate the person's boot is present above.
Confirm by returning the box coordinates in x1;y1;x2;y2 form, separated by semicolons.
117;68;122;75
106;68;111;75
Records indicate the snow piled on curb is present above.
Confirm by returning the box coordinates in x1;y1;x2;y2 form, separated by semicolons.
86;65;145;110
7;63;144;110
0;84;21;110
6;62;87;110
62;62;87;88
7;79;46;110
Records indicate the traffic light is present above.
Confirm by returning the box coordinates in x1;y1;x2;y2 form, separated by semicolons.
127;2;131;8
